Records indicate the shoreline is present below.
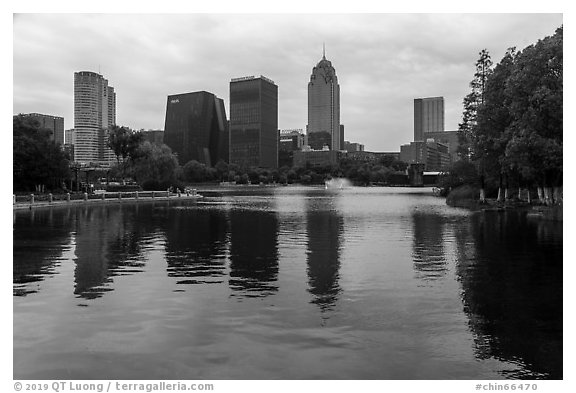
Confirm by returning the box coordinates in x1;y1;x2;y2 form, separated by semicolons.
13;194;202;211
447;198;563;221
13;184;437;211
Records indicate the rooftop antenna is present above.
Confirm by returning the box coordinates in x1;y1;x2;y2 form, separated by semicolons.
323;42;326;59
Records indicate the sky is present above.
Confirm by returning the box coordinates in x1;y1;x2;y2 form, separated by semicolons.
12;12;563;152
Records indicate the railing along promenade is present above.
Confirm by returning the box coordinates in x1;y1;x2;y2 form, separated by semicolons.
13;190;201;210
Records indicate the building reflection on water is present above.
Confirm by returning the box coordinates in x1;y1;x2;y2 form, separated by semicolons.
411;211;448;283
73;205;147;299
164;208;228;285
305;194;343;313
13;194;563;379
453;211;563;379
228;208;279;298
13;208;73;296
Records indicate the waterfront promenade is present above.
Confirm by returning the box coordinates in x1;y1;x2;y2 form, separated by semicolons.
13;191;203;210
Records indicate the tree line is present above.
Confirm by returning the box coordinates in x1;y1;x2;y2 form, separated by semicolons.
443;26;562;205
12;116;410;194
107;125;410;189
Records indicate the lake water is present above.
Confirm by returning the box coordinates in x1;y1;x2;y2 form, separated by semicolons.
13;186;563;380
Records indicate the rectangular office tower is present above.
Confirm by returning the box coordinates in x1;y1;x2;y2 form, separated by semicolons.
414;97;444;141
229;76;278;169
164;91;228;167
73;71;116;166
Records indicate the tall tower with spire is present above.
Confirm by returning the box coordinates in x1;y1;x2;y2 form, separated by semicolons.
307;46;341;150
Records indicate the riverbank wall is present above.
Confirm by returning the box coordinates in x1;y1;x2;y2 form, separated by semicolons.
13;191;202;211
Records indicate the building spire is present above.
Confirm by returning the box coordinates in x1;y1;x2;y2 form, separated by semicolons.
322;42;326;59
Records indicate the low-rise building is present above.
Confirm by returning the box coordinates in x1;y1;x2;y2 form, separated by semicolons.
400;140;450;171
345;151;400;163
343;141;364;152
376;152;401;161
279;129;305;152
422;130;459;163
293;147;343;168
346;151;377;162
278;129;305;168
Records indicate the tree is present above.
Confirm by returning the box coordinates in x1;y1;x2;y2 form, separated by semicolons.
369;166;390;184
107;125;144;182
356;164;371;186
503;26;562;204
378;154;396;167
458;26;563;205
108;126;130;164
286;169;297;183
458;49;493;162
378;155;407;172
13;115;70;192
473;48;517;201
247;167;262;184
227;163;241;182
438;160;479;194
214;160;229;181
458;50;493;203
182;160;210;183
128;142;179;188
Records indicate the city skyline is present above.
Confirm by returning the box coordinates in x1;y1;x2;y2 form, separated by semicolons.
13;13;562;151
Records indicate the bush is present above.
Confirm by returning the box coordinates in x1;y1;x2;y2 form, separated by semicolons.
387;172;408;185
105;184;142;192
141;179;161;191
234;174;249;185
141;179;182;191
446;184;480;208
438;160;478;191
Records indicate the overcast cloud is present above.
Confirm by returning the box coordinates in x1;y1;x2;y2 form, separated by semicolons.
13;13;562;151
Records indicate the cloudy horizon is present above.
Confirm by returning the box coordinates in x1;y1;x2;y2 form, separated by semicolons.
13;13;562;152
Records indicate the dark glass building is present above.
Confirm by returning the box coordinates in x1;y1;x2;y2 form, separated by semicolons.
164;91;228;167
140;129;164;145
229;76;278;169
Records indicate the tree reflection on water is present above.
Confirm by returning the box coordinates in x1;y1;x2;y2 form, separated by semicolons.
454;211;562;379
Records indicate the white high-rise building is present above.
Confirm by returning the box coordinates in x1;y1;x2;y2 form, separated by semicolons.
307;47;341;151
73;71;116;166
